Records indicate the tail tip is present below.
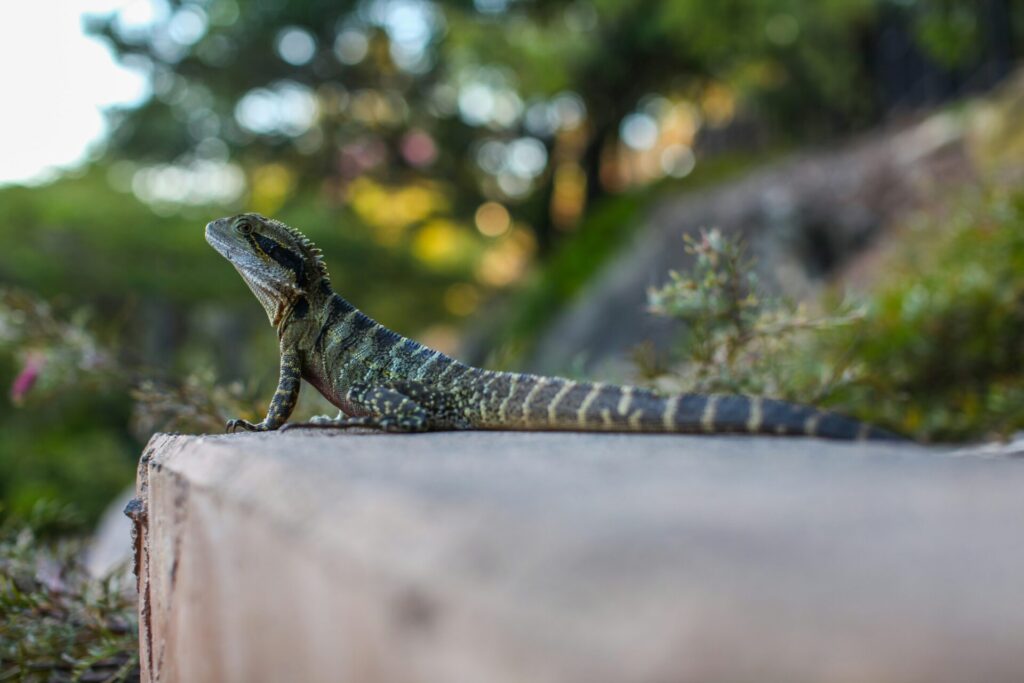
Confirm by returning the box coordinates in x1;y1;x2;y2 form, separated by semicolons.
859;423;909;442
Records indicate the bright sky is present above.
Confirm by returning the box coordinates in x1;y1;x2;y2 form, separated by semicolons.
0;0;153;186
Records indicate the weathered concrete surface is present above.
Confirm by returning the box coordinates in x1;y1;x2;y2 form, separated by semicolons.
135;432;1024;683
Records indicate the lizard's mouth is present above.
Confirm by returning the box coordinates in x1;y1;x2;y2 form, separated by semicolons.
205;221;235;260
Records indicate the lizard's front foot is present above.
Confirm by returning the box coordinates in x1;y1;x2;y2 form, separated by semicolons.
226;418;271;433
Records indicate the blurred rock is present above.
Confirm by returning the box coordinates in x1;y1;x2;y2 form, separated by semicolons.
526;112;976;375
85;487;136;585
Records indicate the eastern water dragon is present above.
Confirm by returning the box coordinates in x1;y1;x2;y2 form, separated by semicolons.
206;213;900;440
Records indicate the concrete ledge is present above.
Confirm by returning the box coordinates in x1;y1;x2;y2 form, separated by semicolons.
133;432;1024;682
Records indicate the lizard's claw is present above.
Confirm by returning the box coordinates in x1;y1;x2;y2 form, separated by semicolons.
226;418;261;433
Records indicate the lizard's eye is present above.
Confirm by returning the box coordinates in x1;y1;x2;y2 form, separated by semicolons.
236;220;253;235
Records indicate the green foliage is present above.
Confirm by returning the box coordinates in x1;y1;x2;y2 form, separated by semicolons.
0;289;119;402
0;501;138;682
647;190;1024;442
85;0;1012;265
480;153;772;368
645;228;864;399
0;289;134;525
0;168;459;331
0;284;285;524
821;189;1024;441
913;1;984;68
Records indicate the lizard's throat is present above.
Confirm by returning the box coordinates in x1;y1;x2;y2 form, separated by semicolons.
237;268;297;326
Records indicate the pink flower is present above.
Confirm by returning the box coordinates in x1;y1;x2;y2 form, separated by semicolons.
10;352;43;405
401;130;438;168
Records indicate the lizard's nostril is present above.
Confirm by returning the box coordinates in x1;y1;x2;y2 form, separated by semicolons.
204;222;221;246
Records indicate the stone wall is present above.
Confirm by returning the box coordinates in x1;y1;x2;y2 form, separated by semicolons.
133;431;1024;682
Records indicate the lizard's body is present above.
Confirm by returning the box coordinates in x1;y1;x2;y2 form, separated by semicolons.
206;213;900;440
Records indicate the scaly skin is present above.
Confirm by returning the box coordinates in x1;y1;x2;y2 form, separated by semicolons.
206;213;901;440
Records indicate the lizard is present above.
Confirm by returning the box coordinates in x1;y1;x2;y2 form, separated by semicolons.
205;212;902;440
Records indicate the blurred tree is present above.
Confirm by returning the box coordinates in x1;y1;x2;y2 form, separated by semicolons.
88;0;1020;257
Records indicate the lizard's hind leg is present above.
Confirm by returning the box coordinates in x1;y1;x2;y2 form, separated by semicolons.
283;383;437;433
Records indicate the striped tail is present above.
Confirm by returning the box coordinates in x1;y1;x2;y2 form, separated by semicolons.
478;373;902;441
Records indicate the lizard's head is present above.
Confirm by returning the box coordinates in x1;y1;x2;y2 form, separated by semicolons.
205;213;329;326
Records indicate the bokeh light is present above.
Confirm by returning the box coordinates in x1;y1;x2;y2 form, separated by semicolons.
276;26;317;66
335;28;369;64
620;113;659;151
235;82;318;136
474;202;512;236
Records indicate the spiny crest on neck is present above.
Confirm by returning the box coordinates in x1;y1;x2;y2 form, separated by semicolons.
264;216;330;286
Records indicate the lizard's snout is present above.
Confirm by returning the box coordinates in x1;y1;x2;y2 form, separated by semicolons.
205;219;227;246
204;219;231;256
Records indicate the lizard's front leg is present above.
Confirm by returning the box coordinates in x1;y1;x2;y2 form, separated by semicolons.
283;382;436;432
227;349;301;432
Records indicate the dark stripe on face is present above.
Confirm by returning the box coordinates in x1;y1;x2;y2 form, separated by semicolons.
254;233;307;287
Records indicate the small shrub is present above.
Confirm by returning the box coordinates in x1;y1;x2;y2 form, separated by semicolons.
645;228;864;401
646;189;1024;442
0;501;138;683
820;189;1024;441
